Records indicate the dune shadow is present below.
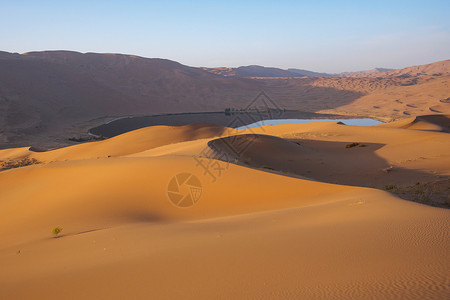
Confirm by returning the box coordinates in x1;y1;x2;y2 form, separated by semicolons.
208;134;450;207
88;110;359;138
414;115;450;132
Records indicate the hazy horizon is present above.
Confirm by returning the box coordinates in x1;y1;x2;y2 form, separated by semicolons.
4;49;448;74
1;0;449;73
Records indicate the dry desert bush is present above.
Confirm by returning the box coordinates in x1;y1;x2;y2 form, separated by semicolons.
0;157;41;171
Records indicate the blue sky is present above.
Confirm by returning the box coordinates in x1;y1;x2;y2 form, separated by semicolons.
1;0;449;72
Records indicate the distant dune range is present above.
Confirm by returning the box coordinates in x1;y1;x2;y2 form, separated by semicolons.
0;50;449;149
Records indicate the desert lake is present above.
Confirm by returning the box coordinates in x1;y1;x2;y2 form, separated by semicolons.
89;111;383;137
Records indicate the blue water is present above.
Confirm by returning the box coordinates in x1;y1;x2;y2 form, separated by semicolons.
238;118;382;129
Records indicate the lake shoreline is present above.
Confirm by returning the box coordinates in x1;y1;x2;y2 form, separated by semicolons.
88;110;382;138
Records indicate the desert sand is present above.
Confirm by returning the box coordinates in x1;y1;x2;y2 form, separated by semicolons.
1;52;449;150
0;117;449;299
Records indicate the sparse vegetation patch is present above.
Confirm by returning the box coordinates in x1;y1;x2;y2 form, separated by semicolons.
384;180;450;207
52;226;63;238
346;143;359;148
346;143;367;148
0;158;41;171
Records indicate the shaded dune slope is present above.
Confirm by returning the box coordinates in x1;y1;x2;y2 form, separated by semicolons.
207;121;450;205
0;155;357;248
376;114;450;132
1;123;226;162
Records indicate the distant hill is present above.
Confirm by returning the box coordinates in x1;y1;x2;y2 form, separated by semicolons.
337;60;450;77
0;51;259;147
0;51;448;149
202;65;332;78
338;68;395;77
287;68;334;77
234;65;301;77
202;65;408;78
202;65;300;77
375;60;450;77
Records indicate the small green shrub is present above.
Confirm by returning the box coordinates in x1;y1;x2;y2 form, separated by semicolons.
52;226;63;238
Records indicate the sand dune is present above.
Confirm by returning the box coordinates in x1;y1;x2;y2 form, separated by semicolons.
370;59;450;77
0;155;354;246
1;51;449;149
0;123;226;163
0;51;258;149
206;121;450;204
0;120;449;299
376;114;450;132
315;74;450;119
341;59;450;77
1;192;448;299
